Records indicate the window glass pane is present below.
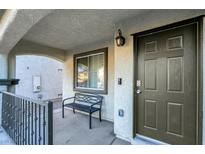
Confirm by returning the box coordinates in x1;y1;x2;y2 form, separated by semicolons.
89;54;104;89
77;57;88;88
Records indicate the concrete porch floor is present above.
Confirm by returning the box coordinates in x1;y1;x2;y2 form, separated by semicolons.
0;108;152;145
53;109;130;145
0;106;152;145
0;127;15;145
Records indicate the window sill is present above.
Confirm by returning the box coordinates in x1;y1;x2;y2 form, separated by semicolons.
73;88;107;95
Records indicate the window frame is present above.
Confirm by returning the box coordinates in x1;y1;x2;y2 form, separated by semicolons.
73;47;108;94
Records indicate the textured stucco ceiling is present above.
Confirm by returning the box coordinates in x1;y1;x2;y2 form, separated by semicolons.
0;9;53;54
23;9;149;50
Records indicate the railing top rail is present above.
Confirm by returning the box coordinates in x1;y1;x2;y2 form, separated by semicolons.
0;91;50;106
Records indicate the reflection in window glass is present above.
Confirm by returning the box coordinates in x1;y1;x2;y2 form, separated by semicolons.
76;53;104;90
89;54;104;89
77;57;88;87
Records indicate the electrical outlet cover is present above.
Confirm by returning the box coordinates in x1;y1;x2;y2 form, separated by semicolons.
118;109;124;117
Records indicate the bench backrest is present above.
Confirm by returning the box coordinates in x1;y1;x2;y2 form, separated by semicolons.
74;93;103;105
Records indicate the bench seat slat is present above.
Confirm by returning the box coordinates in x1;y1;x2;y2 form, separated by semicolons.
64;103;99;113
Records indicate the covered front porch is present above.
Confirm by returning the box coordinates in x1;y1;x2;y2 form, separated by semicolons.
1;9;205;145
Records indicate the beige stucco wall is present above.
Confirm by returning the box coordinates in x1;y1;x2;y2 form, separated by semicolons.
113;10;205;143
114;36;134;141
63;40;115;121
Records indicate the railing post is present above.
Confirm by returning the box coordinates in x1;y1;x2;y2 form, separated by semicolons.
47;101;53;145
1;92;5;128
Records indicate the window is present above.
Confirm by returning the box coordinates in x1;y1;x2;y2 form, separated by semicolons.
74;48;108;94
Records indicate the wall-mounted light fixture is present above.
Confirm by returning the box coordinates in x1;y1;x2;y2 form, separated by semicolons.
115;29;125;47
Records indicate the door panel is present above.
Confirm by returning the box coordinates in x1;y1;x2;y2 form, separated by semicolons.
167;57;183;92
167;102;183;136
144;99;158;130
135;23;197;145
145;59;157;90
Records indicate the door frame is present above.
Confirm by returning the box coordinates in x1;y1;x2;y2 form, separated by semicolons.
133;16;204;144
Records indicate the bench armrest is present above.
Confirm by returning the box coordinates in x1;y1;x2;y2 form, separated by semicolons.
62;97;75;105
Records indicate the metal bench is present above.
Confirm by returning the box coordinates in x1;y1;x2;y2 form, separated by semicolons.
62;93;103;129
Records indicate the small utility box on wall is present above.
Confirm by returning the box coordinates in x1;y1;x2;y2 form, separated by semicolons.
33;75;41;93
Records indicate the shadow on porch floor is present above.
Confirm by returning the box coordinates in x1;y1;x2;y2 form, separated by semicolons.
53;109;130;145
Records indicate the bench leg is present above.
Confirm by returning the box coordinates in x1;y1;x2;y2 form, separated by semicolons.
62;104;64;118
73;108;75;114
89;112;92;129
99;109;102;122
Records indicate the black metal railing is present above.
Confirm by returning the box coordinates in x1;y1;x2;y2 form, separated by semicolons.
1;91;53;145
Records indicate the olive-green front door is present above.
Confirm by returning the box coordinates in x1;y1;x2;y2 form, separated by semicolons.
135;23;197;144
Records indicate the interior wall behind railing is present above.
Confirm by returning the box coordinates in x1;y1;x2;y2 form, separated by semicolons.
15;55;63;100
8;39;66;93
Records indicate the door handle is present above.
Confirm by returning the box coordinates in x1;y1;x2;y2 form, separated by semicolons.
136;89;142;94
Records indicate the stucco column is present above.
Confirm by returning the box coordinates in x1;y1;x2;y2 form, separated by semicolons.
8;52;16;93
0;53;8;125
114;31;134;141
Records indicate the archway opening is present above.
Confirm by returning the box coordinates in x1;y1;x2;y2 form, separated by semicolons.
15;55;63;110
